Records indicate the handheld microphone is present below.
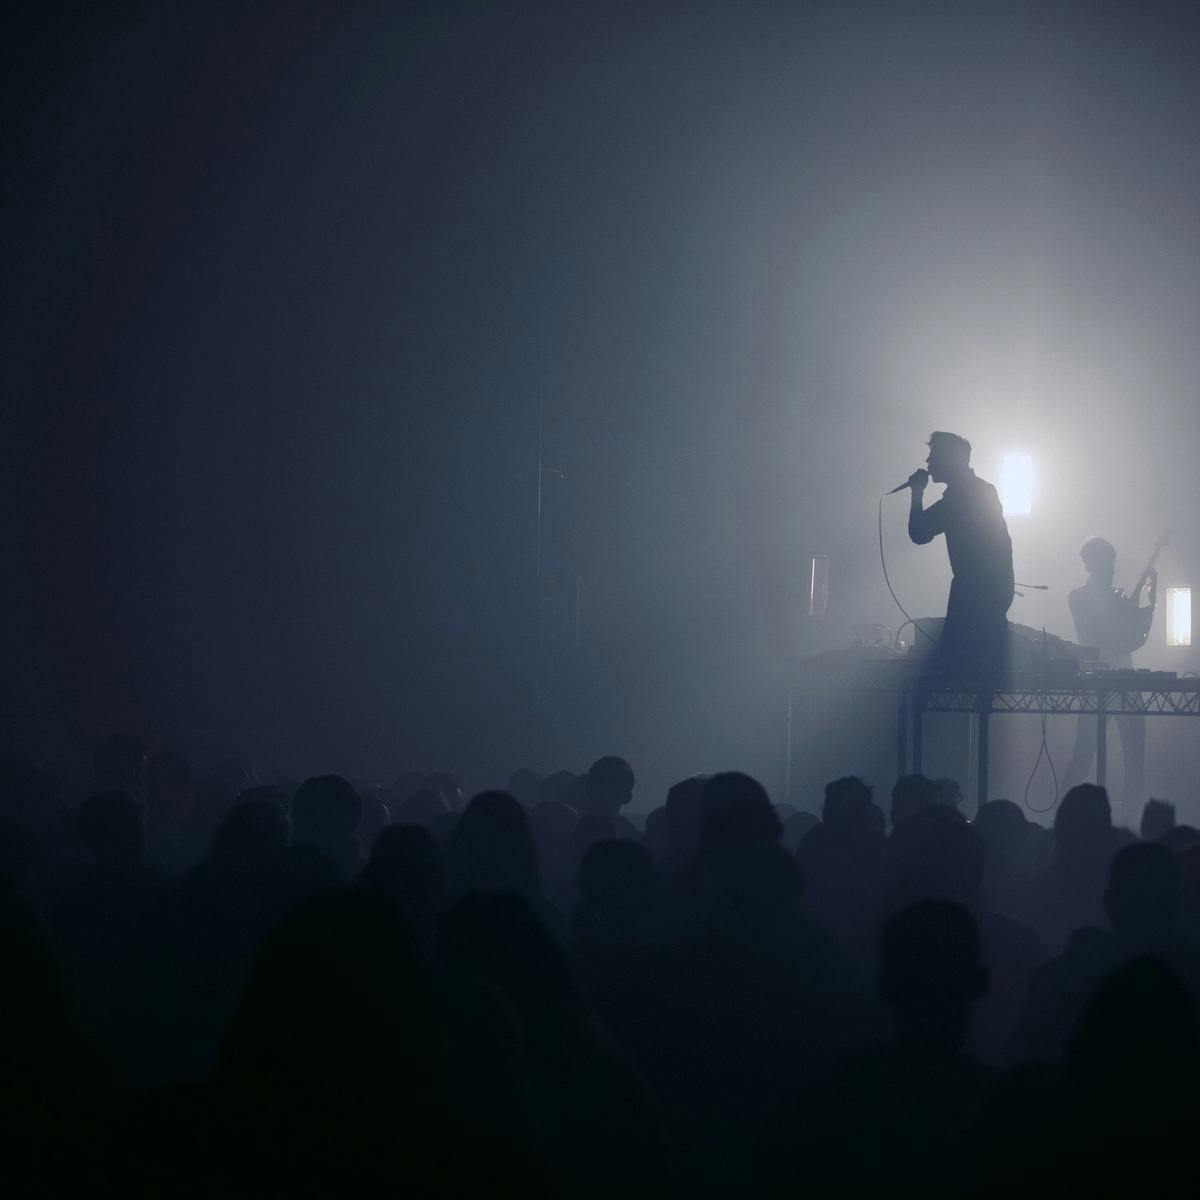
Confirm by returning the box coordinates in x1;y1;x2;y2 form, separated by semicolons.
887;471;924;495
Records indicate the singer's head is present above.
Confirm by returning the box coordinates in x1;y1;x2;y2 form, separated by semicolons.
925;431;971;483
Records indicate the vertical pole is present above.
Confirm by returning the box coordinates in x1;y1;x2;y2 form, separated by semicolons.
1095;692;1108;788
976;691;991;813
912;689;924;774
896;689;909;778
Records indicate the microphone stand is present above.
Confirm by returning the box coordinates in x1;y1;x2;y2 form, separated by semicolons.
1013;581;1049;599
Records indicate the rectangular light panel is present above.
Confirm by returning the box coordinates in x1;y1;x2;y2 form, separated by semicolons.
1167;587;1192;647
998;453;1033;517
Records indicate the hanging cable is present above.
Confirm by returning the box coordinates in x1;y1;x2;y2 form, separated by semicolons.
878;495;939;649
1023;709;1059;814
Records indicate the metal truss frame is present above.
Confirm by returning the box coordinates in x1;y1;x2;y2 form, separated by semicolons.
787;672;1200;812
915;686;1200;717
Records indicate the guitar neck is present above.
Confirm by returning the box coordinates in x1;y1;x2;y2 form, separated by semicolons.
1128;535;1168;597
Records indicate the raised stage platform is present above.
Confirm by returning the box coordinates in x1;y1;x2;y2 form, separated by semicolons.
788;654;1200;818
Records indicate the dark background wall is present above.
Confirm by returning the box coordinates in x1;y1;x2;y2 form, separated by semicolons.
7;1;1200;807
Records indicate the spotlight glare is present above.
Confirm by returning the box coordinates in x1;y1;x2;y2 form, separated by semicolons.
1167;587;1192;647
998;453;1033;517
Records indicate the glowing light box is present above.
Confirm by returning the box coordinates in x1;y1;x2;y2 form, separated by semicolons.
998;453;1033;517
1167;587;1192;647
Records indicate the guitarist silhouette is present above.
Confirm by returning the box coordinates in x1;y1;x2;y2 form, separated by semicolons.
1064;534;1166;818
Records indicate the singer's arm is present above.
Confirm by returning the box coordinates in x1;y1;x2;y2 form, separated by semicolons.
907;474;944;545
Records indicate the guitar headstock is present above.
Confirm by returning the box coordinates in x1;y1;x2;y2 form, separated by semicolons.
1149;529;1173;568
1126;530;1172;598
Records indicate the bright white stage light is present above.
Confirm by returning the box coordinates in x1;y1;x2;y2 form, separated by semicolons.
1167;587;1192;647
998;453;1033;516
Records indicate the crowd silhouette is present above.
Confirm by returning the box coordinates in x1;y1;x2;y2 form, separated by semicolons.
1;735;1197;1194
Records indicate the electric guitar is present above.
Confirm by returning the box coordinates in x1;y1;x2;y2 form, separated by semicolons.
1111;529;1171;653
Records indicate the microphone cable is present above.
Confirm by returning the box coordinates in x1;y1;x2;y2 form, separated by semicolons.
1022;628;1059;814
878;494;939;650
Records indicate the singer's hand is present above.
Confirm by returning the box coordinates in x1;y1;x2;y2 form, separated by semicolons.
907;468;929;492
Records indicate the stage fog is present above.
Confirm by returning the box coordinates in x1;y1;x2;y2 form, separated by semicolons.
9;2;1200;818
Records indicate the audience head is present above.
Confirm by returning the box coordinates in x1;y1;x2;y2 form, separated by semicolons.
444;790;541;903
210;794;290;866
1141;798;1177;842
974;799;1028;862
697;772;781;856
822;775;875;830
890;773;939;829
291;775;363;868
1054;783;1113;863
585;756;635;819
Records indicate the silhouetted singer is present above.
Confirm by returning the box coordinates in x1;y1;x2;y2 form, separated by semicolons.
905;431;1014;683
